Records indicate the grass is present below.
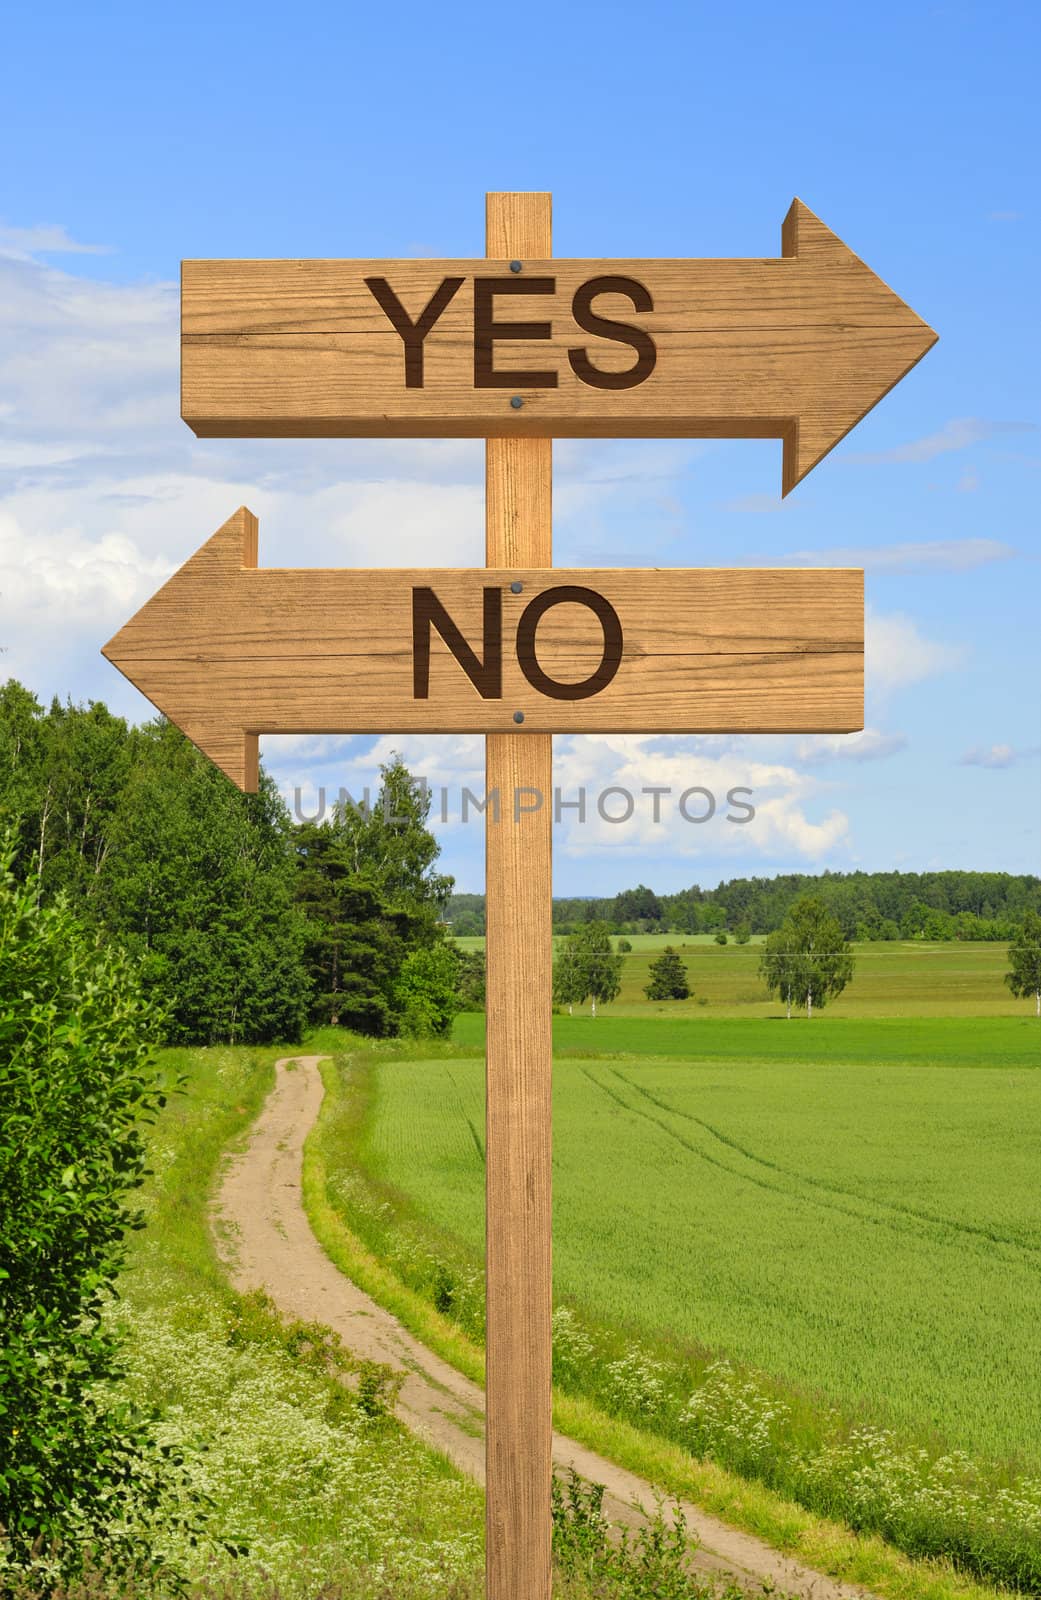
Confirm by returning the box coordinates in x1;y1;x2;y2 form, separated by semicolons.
454;1011;1038;1068
302;1018;1041;1595
452;939;1023;1018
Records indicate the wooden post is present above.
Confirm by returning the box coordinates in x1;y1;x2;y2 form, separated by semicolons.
484;191;554;1600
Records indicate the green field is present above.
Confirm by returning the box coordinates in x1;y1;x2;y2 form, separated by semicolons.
453;938;1024;1017
358;1018;1041;1469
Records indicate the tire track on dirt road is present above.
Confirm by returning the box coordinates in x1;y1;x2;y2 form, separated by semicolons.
211;1055;880;1600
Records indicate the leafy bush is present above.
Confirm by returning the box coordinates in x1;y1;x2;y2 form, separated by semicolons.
793;1428;1041;1591
679;1359;790;1472
397;944;461;1037
552;1471;743;1600
552;1307;596;1386
452;945;486;1010
0;841;205;1587
603;1352;669;1421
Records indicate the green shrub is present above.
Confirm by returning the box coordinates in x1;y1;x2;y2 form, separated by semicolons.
552;1470;742;1600
0;841;205;1588
397;944;461;1037
452;945;486;1010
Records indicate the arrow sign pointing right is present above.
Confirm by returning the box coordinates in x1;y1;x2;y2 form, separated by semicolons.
102;508;863;790
182;200;936;494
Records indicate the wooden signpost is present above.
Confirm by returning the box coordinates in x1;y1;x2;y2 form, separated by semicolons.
103;192;935;1600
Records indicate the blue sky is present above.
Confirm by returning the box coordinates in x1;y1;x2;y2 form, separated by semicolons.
1;0;1038;895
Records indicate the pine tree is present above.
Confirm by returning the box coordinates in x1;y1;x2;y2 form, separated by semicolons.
295;823;417;1034
644;946;690;1000
330;755;452;933
293;755;452;1036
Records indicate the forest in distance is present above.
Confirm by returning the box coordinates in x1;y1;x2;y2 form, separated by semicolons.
447;868;1041;940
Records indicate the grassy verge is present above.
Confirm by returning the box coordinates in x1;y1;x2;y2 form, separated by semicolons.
303;1041;1032;1600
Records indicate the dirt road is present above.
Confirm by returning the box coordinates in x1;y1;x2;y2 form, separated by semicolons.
212;1055;875;1600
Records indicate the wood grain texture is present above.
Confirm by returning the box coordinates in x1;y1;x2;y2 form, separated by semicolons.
99;508;864;789
484;191;553;1600
181;200;937;493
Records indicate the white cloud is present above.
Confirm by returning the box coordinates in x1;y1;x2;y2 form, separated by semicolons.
269;731;850;866
796;728;908;763
959;743;1040;769
865;609;963;694
0;509;172;617
540;736;849;862
845;417;1036;465
721;492;784;514
749;538;1016;573
0;253;178;456
0;223;111;261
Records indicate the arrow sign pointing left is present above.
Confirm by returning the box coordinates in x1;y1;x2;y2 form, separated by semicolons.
102;508;863;790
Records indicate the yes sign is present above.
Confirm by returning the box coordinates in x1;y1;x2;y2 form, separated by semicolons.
367;275;657;391
181;201;937;495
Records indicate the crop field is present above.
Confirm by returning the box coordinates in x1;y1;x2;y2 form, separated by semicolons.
357;1018;1041;1470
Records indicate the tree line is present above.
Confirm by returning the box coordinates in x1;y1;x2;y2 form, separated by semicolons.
0;680;476;1046
448;866;1041;941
